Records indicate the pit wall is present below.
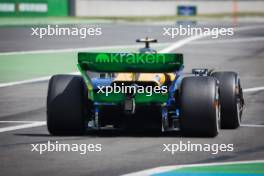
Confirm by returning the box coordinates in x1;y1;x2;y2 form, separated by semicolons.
0;0;68;16
75;0;264;17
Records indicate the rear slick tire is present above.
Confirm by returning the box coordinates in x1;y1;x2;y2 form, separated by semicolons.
180;76;220;137
47;75;87;135
211;71;243;129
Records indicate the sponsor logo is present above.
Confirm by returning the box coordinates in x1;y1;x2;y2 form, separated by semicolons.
19;3;48;13
0;3;15;12
95;53;166;64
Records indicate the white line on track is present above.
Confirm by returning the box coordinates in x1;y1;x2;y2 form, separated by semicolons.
0;121;262;133
243;87;264;93
159;25;264;53
0;72;80;88
0;121;46;133
0;121;45;123
0;122;257;134
241;124;264;127
191;37;264;45
159;33;211;53
0;43;168;56
122;160;264;176
0;76;52;88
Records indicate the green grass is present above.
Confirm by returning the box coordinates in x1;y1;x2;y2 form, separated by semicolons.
0;52;77;83
0;17;112;26
173;163;264;174
0;44;167;83
153;162;264;176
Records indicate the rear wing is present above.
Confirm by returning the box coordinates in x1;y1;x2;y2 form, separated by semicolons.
78;52;183;73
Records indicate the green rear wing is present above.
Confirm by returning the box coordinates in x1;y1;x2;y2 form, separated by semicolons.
78;52;183;73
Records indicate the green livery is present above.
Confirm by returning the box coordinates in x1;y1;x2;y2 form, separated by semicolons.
78;52;183;73
77;52;182;103
47;38;244;137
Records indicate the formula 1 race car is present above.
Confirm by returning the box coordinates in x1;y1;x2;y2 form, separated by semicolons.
47;38;244;137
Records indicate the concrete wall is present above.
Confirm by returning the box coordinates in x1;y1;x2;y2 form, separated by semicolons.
75;0;264;17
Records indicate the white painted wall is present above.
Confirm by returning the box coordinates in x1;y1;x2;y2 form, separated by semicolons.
75;0;264;17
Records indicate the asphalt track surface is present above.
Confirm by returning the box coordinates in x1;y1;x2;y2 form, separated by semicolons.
0;22;264;176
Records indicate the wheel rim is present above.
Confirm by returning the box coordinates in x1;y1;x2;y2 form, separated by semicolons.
236;81;242;125
216;86;221;132
236;103;241;125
